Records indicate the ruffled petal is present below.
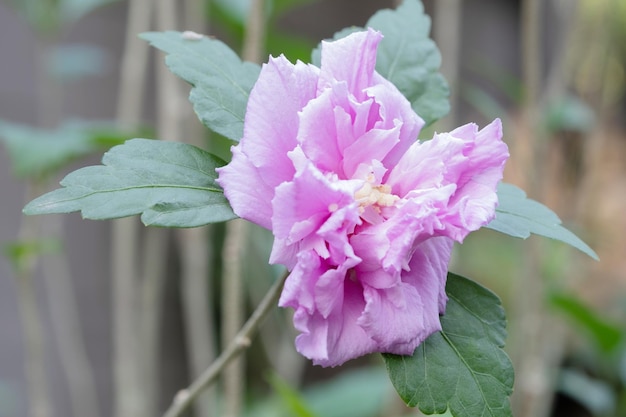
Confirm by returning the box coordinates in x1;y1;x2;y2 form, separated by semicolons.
406;237;454;316
295;278;377;367
241;56;320;189
438;119;509;240
386;132;467;199
297;85;351;176
318;28;382;100
350;197;445;290
216;146;273;229
357;236;452;355
365;79;424;169
269;154;360;266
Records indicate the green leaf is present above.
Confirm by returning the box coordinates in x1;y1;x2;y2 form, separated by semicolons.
141;31;261;142
486;183;598;260
549;292;623;353
23;139;236;227
311;0;450;126
383;273;514;417
0;120;129;179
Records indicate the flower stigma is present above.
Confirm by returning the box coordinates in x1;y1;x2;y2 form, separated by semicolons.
354;181;399;215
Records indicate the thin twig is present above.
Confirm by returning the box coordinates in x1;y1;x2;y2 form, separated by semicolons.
433;0;462;129
220;2;267;416
139;227;169;417
40;214;101;417
113;0;154;416
14;184;51;417
221;218;247;417
241;0;267;64
177;2;218;416
163;270;288;417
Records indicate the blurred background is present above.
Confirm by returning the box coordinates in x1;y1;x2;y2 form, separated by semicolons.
1;0;625;416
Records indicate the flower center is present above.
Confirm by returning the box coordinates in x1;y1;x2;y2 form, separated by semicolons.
354;181;399;214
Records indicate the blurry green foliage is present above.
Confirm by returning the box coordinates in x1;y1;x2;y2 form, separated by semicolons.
0;120;133;180
549;292;623;353
253;367;443;417
544;94;595;134
558;368;616;417
7;0;120;34
47;44;110;81
3;239;62;273
210;0;318;63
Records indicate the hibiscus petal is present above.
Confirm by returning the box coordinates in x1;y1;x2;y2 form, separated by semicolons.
365;79;424;169
342;128;401;179
358;283;425;353
351;198;442;290
271;157;357;247
296;278;377;367
279;249;322;314
241;56;319;188
216;146;273;229
386;132;467;199
358;236;453;355
318;28;382;100
440;119;509;240
407;237;454;315
297;86;350;176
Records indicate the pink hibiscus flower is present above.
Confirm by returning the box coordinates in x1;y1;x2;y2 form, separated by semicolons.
217;28;509;367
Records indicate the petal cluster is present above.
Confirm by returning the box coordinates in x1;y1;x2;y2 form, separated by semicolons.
217;29;509;367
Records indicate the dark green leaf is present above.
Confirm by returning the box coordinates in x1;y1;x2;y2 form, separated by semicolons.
487;183;598;260
0;120;128;179
311;0;450;126
23;139;236;227
141;31;260;142
383;273;514;417
549;292;622;353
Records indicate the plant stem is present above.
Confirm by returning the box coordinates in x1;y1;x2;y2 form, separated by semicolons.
219;2;267;416
139;227;169;417
241;0;267;64
40;214;101;417
177;0;218;413
113;0;154;416
513;2;558;417
14;184;51;417
221;219;247;417
14;259;51;417
163;270;288;417
433;0;462;129
177;226;217;416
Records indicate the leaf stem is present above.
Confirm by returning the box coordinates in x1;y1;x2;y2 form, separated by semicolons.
162;269;288;417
